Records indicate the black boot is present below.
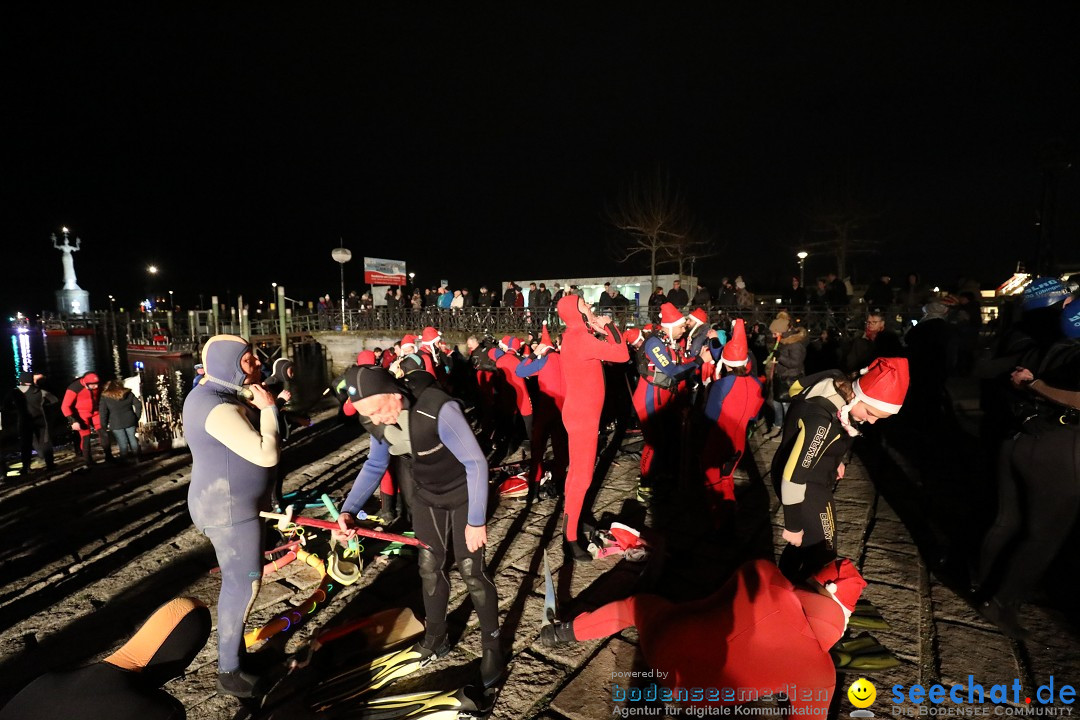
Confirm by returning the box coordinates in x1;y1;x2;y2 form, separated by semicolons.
217;669;263;698
563;536;593;562
480;645;507;688
411;633;451;662
539;620;576;648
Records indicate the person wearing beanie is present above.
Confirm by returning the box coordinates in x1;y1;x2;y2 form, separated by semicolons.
0;597;212;720
557;294;629;560
765;311;808;440
973;294;1080;639
771;357;909;581
514;323;567;500
702;319;764;527
336;365;505;687
61;371;111;467
9;372;57;475
181;335;280;697
632;302;707;502
539;557;866;717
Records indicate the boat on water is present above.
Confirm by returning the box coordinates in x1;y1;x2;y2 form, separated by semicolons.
43;320;68;337
127;340;196;358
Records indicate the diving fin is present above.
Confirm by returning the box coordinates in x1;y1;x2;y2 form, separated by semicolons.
831;632;902;672
848;598;892;630
309;641;449;711
324;685;496;720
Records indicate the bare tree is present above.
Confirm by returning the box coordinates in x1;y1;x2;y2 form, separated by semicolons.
804;177;881;279
607;170;694;288
667;218;721;278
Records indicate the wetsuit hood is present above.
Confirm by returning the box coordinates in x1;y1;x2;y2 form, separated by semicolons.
557;294;588;331
104;597;211;686
200;335;250;390
266;357;294;385
80;372;100;387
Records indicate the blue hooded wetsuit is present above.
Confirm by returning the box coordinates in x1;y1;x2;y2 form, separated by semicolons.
182;335;280;673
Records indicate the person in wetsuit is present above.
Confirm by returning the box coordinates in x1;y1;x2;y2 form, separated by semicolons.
557;294;629;560
335;365;505;688
974;293;1080;639
0;597;211;720
182;335;279;697
771;357;909;581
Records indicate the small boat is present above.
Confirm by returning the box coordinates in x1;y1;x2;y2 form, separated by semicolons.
43;320;68;337
127;341;195;358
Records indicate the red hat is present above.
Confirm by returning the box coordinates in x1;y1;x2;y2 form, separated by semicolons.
812;558;867;613
689;308;708;325
624;327;643;346
853;357;910;415
356;350;377;366
420;326;441;346
507;337;522;353
537;322;555;351
659;302;685;328
721;318;748;367
643;323;654;334
500;335;512;350
400;334;418;351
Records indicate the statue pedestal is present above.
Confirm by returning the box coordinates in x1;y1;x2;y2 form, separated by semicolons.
57;289;90;315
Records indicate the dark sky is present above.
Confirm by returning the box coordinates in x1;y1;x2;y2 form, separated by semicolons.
5;5;1080;315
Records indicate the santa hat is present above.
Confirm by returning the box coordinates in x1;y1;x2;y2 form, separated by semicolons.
624;327;643;347
659;302;685;328
812;558;867;615
642;323;654;335
852;357;910;415
721;319;749;367
536;322;555;352
400;334;418;353
499;335;512;351
420;326;441;346
688;308;708;326
507;337;522;354
356;350;377;366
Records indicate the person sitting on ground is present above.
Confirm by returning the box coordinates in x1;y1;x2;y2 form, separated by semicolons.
0;597;211;720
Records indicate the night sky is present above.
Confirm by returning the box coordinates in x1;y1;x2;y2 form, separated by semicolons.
5;5;1079;316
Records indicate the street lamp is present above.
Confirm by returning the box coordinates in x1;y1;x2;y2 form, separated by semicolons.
169;290;174;309
271;282;277;311
409;271;415;288
108;295;115;312
797;251;808;288
331;243;353;324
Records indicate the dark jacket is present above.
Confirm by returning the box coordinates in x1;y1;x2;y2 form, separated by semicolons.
666;287;689;308
863;280;894;310
100;391;143;430
691;287;711;307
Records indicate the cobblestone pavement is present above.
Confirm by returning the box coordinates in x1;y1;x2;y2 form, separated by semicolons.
2;407;1078;719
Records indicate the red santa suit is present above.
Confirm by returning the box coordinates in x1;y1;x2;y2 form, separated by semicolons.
702;319;763;525
495;337;533;439
514;324;568;490
566;558;865;716
557;295;629;544
417;326;444;381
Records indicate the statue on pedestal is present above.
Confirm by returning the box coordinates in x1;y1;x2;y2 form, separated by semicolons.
53;228;83;290
53;227;91;314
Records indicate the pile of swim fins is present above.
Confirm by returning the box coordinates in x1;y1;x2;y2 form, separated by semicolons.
847;598;891;630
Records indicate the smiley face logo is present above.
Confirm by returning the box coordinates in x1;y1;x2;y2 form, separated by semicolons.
848;677;877;709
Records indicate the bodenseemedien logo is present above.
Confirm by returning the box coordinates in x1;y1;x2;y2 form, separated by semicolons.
849;678;877;717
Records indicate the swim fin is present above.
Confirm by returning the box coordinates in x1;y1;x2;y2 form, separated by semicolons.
324;685;496;720
309;641;449;711
848;598;891;630
831;632;901;672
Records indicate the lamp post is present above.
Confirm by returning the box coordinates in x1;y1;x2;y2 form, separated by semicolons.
331;243;352;329
797;251;808;288
168;290;174;310
409;271;415;290
147;264;159;314
271;282;277;312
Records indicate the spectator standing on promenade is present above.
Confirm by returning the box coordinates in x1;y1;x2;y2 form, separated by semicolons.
503;282;518;309
825;272;848;307
863;273;895;310
783;277;808;308
451;290;464;310
7;372;57;475
734;276;754;308
666;279;689;308
100;380;143;463
692;282;711;308
462;287;474;307
899;273;928;320
648;286;666;320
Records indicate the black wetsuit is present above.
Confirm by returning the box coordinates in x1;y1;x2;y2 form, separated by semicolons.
770;372;854;581
977;338;1080;607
